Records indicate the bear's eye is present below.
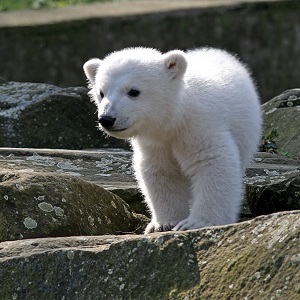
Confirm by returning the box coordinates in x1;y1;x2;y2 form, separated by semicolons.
128;89;140;97
99;90;104;99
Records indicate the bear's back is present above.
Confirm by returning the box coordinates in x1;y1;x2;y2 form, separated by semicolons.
183;48;261;171
185;48;251;87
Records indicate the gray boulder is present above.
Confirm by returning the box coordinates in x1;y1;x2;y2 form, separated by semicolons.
0;210;299;299
246;169;300;217
0;170;147;242
262;88;300;158
246;152;300;216
0;81;128;149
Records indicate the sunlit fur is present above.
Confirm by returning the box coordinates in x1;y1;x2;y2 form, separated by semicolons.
84;47;262;233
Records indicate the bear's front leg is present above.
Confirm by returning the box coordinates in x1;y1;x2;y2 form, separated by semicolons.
132;142;190;233
172;134;244;231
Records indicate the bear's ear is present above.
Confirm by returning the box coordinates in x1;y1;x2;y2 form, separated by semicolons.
83;58;102;84
163;50;187;79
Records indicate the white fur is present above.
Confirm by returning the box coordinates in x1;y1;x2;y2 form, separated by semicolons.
84;47;262;233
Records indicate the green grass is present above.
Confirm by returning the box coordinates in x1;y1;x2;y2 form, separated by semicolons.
0;0;113;12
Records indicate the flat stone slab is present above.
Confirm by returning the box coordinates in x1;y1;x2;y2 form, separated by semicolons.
0;210;299;299
1;148;298;188
0;147;135;191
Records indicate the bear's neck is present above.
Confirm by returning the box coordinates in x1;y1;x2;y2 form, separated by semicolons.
134;105;184;147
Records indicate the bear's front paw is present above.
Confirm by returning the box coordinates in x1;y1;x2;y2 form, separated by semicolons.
144;221;178;234
172;217;214;231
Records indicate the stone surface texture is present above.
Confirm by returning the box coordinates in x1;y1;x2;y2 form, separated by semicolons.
0;148;299;243
262;88;300;159
0;170;146;242
0;81;127;149
0;211;299;299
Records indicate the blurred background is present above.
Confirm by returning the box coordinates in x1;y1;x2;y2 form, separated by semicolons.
0;0;300;103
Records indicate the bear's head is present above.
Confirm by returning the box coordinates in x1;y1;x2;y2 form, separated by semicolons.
83;47;187;139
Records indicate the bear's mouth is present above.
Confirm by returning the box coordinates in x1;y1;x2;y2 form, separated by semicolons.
106;127;128;132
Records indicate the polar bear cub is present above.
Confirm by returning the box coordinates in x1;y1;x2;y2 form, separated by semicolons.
84;47;262;233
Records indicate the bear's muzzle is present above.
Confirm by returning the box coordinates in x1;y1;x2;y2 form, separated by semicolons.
98;115;116;129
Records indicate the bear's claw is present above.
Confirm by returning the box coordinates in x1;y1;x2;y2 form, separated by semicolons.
144;221;178;234
172;217;214;231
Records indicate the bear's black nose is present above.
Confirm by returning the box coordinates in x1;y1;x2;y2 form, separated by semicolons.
99;115;116;128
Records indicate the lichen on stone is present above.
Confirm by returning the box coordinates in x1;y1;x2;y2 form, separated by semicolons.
38;202;54;213
23;217;37;229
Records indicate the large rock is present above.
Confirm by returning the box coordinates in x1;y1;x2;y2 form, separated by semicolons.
0;170;146;242
0;210;299;299
0;81;128;149
246;170;300;217
245;152;300;216
262;88;300;159
0;147;146;217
